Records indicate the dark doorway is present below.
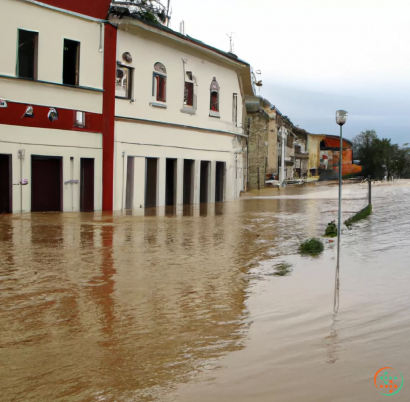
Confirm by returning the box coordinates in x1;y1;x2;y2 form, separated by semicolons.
200;161;210;203
18;29;38;80
183;159;194;205
125;156;134;210
0;154;12;213
165;158;177;206
145;158;158;208
80;158;94;212
215;161;225;202
31;156;62;212
63;39;80;86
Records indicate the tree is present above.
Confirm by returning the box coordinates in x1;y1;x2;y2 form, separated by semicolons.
352;130;410;180
352;130;377;158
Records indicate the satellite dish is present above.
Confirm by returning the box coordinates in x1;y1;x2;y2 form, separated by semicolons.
122;52;132;63
24;106;34;118
48;108;58;122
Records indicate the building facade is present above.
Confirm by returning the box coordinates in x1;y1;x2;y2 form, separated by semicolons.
0;0;110;213
109;17;252;213
0;0;254;214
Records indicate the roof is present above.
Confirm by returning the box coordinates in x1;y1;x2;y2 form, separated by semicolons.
111;16;250;67
322;135;353;148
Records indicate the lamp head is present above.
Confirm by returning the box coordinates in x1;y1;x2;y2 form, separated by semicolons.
336;110;348;126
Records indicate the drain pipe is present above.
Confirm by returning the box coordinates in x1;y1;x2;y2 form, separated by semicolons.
121;151;126;213
17;149;25;213
70;157;74;212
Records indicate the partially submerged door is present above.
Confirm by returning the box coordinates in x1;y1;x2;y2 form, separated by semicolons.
80;158;94;212
31;156;62;212
0;154;12;213
215;162;225;202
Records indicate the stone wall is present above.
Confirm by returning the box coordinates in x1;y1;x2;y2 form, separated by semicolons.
247;111;269;190
307;134;325;175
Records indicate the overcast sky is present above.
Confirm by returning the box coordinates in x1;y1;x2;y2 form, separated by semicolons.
169;0;410;144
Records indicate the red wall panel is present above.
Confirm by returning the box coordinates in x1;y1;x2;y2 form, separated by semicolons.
37;0;112;19
0;101;103;133
102;24;117;212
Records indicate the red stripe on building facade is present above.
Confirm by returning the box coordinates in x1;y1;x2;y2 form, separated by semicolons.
102;23;117;212
0;101;103;133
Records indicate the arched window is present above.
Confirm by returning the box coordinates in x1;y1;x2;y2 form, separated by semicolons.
153;62;167;102
210;77;220;117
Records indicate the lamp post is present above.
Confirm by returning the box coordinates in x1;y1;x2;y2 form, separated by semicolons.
279;127;287;187
334;110;347;313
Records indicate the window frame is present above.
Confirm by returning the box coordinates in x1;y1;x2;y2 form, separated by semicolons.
209;77;220;118
181;70;197;115
154;73;167;102
151;62;167;106
184;81;194;107
232;93;238;126
17;28;39;80
63;38;81;86
74;111;86;128
116;63;134;100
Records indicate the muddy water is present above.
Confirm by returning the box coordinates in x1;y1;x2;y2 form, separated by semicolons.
1;182;409;401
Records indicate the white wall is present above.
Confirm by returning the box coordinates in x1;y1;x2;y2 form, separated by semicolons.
0;0;103;113
0;124;102;212
115;27;244;135
0;77;103;113
0;0;103;88
113;121;244;211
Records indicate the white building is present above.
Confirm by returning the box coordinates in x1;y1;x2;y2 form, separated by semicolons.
109;17;253;213
0;0;108;213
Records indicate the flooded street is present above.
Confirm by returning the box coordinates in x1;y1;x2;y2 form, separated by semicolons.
1;182;410;401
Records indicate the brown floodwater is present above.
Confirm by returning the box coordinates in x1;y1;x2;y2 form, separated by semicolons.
1;182;409;402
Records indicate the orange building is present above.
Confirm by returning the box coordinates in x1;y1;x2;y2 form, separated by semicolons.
319;135;362;179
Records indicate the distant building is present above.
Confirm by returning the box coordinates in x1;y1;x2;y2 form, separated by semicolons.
318;135;362;180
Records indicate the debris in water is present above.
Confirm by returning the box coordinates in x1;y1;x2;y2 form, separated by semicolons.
323;221;338;238
272;263;293;276
300;238;324;255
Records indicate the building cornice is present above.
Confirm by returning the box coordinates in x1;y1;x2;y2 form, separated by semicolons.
0;74;104;93
115;115;247;138
113;18;249;70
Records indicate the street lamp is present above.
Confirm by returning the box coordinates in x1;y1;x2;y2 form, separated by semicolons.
334;110;348;313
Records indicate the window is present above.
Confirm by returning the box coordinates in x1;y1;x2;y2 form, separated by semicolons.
184;71;194;107
232;93;238;126
63;39;80;86
116;65;132;99
18;29;38;80
287;135;294;148
74;111;85;128
295;145;301;154
184;82;194;106
153;62;167;103
209;77;220;117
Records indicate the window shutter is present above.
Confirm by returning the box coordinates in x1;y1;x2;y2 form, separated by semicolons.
162;77;166;102
156;75;160;101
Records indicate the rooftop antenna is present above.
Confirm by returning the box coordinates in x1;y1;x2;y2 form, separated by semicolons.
166;0;171;27
227;32;234;53
180;20;185;35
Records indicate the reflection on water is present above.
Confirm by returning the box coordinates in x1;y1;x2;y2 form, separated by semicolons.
1;183;410;402
0;202;264;401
